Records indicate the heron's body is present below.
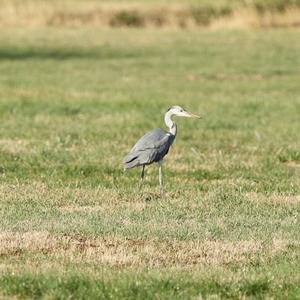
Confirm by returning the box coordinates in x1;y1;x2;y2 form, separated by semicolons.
123;128;176;169
123;105;201;196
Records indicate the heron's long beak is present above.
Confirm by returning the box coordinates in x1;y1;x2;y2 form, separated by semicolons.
186;111;202;119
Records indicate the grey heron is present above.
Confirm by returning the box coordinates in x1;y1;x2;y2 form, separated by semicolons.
123;105;201;196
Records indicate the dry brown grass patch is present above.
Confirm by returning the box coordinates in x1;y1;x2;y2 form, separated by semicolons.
0;232;296;268
0;182;126;206
285;161;300;170
59;202;147;213
1;1;300;29
246;192;300;204
0;139;31;155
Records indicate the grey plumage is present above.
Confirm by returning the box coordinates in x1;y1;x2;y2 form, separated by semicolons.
123;128;175;169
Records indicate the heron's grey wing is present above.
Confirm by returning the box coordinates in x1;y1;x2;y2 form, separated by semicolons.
123;128;175;168
131;128;167;151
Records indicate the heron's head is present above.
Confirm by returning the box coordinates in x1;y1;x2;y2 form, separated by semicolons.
167;105;201;119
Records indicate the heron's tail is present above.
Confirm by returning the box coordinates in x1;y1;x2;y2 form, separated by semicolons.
123;152;139;169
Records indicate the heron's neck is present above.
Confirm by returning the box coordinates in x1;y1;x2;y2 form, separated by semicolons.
164;111;177;136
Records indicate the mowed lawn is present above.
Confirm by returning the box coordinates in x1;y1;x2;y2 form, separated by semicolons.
0;28;299;299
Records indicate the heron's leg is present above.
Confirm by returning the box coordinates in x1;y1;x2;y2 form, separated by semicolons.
158;160;164;197
138;165;145;191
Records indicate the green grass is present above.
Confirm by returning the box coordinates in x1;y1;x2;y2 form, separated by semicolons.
0;28;300;299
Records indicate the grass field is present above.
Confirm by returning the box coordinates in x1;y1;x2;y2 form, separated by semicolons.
0;27;300;299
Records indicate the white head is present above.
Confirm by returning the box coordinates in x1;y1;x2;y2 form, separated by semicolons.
164;105;201;135
166;105;202;119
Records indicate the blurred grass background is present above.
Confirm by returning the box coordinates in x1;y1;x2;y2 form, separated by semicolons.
1;0;300;28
